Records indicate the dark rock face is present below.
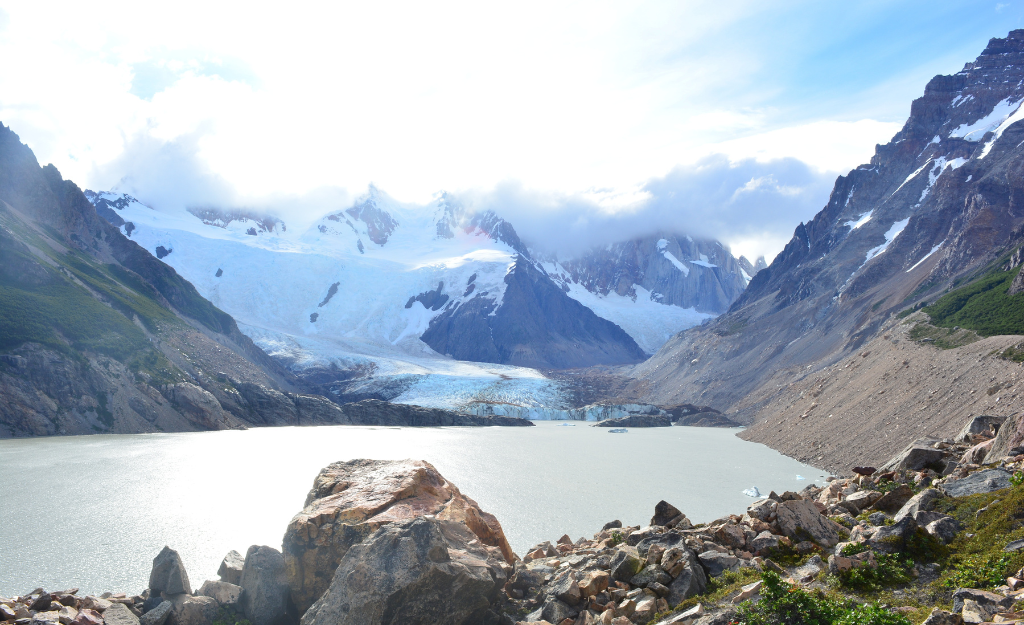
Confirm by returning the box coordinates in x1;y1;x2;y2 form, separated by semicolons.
550;234;749;314
149;546;191;596
344;193;398;245
422;256;647;368
405;282;449;311
629;30;1024;439
941;469;1013;497
238;546;294;625
298;517;507;625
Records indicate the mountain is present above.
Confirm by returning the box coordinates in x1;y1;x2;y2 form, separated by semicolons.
626;29;1024;471
83;185;752;411
0;123;379;437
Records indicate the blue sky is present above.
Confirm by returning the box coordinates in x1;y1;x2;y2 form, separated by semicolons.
0;1;1020;259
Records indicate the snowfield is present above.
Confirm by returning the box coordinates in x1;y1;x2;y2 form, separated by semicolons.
97;188;727;412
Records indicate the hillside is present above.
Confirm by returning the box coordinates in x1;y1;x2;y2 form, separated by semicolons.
626;30;1024;471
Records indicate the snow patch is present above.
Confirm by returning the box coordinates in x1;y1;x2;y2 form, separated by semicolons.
979;99;1024;159
657;239;690;276
917;157;967;205
844;210;873;230
906;241;945;273
949;97;1023;141
864;218;910;264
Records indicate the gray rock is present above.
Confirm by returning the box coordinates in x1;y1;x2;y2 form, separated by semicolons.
988;413;1024;462
749;531;779;554
610;547;644;582
952;588;1013;615
239;546;293;625
870;485;914;513
692;609;737;625
697;552;739;578
167;596;216;625
869;516;918;554
299;517;507;625
774;499;844;548
867;512;889;526
921;608;965;625
195;581;241;606
926;517;961;544
548;571;581;606
879;438;946;472
100;605;138;625
956;415;1007;444
139;602;171;625
630;564;672;588
636;532;686;558
149;547;191;596
842;490;881;513
540;598;576;624
651;501;687;527
893;488;943;523
941;469;1013;497
667;551;707;607
217;551;244;585
1005;538;1024;552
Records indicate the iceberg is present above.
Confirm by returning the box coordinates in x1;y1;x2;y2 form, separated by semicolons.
742;486;762;498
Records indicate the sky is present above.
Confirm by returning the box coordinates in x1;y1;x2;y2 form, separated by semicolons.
1;1;1022;261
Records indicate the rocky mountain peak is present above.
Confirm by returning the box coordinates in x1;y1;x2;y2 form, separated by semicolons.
344;185;399;245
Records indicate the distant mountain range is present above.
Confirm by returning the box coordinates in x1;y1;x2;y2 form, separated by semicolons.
81;184;757;410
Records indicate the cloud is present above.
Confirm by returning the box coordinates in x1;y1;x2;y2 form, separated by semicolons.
457;154;837;262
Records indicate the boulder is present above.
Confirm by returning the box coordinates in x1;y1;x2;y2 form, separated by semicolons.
697;552;739;578
578;571;609;597
651;501;687;528
149;547;191;596
962;439;994;465
138;602;171;625
70;610;102;625
666;552;706;606
195;581;241;607
941;469;1013;497
921;608;964;625
239;546;293;625
299;516;508;625
101;604;139;625
540;598;576;624
629;565;671;588
956;415;1007;444
774;499;844;548
749;531;779;555
217;551;244;585
842;490;881;513
610;547;644;582
988;413;1024;461
283;459;513;614
926;517;962;544
548;571;581;606
868;516;918;554
167;596;216;625
636;533;686;559
893;488;943;522
879;438;946;472
952;588;1013;615
870;485;914;513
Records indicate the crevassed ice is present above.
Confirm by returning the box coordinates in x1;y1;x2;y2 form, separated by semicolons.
949;97;1023;141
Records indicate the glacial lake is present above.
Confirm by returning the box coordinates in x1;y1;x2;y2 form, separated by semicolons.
0;422;826;596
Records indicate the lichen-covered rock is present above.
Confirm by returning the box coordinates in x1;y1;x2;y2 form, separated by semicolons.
774;499;844;547
299;516;507;625
283;460;513;614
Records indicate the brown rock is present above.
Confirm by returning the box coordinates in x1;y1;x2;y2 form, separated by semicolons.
775;499;844;547
579;572;610;598
282;459;514;615
870;485;914;513
69;610;101;625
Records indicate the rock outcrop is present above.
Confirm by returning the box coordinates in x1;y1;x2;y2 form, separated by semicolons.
594;416;672;428
299;517;508;625
282;459;514;615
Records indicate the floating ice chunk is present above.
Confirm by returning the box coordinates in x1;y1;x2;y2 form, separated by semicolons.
557;423;576;427
743;486;762;497
949;97;1023;141
796;475;806;480
608;428;628;433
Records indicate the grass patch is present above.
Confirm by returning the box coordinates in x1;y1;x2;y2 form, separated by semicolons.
667;567;761;615
922;266;1024;336
931;482;1024;590
829;553;914;592
907;322;981;349
734;570;911;625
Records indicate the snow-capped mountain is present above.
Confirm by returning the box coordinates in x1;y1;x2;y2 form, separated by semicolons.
85;185;752;410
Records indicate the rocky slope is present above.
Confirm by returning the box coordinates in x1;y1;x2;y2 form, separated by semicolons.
0;125;523;437
627;29;1024;469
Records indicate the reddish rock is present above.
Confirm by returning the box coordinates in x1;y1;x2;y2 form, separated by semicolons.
283;459;514;614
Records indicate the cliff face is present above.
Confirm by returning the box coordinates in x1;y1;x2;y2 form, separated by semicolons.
0;124;358;437
629;31;1024;429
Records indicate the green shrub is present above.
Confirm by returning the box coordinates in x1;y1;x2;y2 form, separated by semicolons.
734;570;910;625
831;553;913;592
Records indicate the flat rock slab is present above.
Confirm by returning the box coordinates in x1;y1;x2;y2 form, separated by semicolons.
101;604;139;625
941;469;1013;497
1005;539;1024;552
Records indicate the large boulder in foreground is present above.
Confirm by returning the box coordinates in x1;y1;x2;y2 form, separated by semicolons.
150;546;191;596
283;459;514;615
775;499;845;548
299;516;508;625
989;413;1024;461
239;546;293;625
